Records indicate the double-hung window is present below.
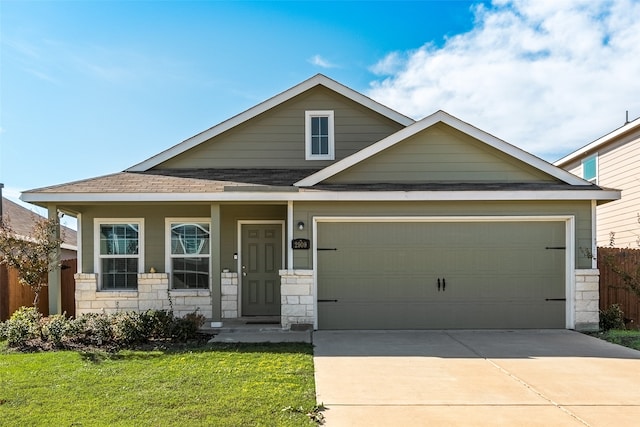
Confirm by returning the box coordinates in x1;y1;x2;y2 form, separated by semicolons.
305;110;335;160
167;219;210;290
582;154;598;183
95;219;143;290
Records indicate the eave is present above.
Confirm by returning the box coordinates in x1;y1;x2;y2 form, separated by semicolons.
555;116;640;166
21;189;621;204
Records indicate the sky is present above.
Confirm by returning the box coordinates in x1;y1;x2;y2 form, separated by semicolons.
2;0;640;223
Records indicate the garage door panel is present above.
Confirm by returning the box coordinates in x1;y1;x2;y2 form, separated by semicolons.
317;221;566;329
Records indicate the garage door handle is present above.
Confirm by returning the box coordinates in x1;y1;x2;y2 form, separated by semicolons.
545;298;566;301
437;278;441;291
437;278;446;292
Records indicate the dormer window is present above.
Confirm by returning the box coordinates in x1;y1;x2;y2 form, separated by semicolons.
305;110;334;160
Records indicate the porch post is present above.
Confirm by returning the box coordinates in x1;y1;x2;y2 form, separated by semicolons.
211;203;222;325
47;204;62;315
287;201;294;271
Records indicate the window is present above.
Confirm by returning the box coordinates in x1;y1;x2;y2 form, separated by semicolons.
305;110;334;160
167;220;210;290
95;220;143;290
582;154;598;183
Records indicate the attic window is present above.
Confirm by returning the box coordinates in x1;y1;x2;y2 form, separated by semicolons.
582;154;598;183
305;110;334;160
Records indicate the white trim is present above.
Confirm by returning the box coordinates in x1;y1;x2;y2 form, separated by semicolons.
287;201;294;272
126;74;414;171
21;189;621;203
76;213;82;274
312;215;576;330
93;218;144;290
236;220;286;317
165;218;211;290
591;200;598;269
555;116;640;166
295;110;591;187
305;110;335;160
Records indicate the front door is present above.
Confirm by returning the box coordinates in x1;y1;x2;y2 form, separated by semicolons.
241;224;282;316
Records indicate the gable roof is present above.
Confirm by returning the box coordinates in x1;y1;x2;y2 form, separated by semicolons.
554;116;640;167
295;110;591;187
126;74;415;172
2;197;77;250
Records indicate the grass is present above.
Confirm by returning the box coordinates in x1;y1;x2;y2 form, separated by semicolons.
592;329;640;351
0;342;318;426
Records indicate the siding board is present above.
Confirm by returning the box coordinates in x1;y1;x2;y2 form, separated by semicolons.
156;86;405;170
328;124;558;184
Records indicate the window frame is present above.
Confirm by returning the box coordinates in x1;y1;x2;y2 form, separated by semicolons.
581;153;598;184
165;218;212;290
94;218;144;291
305;110;335;160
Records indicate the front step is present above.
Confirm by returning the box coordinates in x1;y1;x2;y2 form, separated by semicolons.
202;317;312;343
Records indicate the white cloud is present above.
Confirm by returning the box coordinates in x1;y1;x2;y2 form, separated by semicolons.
367;0;640;161
309;54;338;69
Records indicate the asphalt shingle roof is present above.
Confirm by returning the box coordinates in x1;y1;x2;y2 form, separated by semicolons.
1;198;77;246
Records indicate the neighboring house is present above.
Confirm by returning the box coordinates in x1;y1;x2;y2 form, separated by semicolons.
555;116;640;248
22;74;619;331
0;196;77;320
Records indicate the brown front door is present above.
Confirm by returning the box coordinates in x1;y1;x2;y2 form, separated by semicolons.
241;224;282;316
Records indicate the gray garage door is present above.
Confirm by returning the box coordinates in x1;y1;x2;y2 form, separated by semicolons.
317;221;566;329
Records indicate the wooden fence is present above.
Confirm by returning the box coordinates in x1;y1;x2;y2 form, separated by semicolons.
598;247;640;329
0;258;76;321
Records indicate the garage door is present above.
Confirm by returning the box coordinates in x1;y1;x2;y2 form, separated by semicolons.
317;221;566;329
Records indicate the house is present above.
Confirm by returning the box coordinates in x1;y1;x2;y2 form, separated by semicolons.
555;116;640;248
21;74;619;331
0;195;77;320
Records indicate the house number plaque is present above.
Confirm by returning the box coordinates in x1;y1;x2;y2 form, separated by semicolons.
291;238;311;250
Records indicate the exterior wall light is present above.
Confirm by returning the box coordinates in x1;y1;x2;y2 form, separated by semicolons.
297;221;305;231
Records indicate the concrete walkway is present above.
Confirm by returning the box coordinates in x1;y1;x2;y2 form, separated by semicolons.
313;330;640;426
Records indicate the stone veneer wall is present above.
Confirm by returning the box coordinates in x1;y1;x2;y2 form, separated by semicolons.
279;270;314;329
574;269;600;331
74;273;213;319
221;272;239;319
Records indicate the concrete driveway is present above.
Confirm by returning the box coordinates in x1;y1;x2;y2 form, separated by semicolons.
313;330;640;426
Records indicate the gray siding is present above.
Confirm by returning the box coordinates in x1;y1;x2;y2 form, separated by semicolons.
327;123;558;183
291;200;594;269
79;203;288;275
80;204;212;273
156;86;405;170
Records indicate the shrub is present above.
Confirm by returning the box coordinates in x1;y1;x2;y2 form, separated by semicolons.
600;304;626;331
171;312;205;341
0;306;42;346
40;314;72;345
0;308;207;351
111;311;150;345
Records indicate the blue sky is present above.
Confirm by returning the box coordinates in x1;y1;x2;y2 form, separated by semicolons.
2;0;640;220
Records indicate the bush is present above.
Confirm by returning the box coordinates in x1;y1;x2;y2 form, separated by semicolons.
41;314;73;345
171;311;206;341
0;307;42;346
600;304;626;331
0;307;208;351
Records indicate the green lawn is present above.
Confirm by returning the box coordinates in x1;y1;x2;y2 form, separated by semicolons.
593;329;640;351
0;343;318;426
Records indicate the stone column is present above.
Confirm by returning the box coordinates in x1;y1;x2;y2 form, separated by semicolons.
575;269;600;331
279;269;314;329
